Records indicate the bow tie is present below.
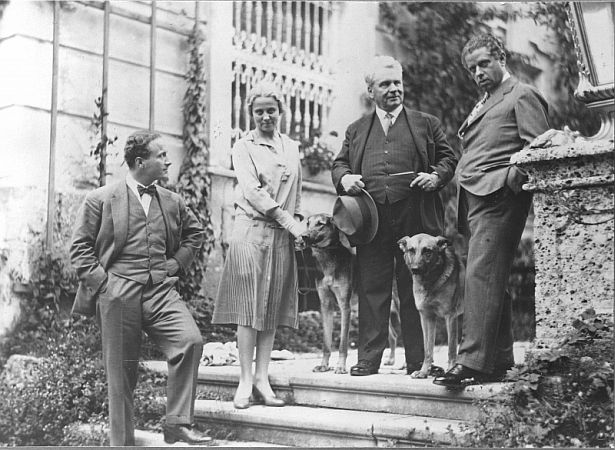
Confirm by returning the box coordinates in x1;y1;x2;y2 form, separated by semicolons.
137;184;157;197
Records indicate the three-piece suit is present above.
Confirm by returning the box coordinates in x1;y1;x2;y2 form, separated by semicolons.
456;76;550;373
332;106;457;368
70;178;205;446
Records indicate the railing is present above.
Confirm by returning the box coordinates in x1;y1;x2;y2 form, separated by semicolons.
230;1;335;144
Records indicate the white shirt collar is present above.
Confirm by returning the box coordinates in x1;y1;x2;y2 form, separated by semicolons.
376;105;403;124
125;172;156;197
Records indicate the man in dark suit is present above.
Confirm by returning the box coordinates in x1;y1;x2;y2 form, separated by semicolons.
434;34;550;388
332;56;458;376
70;131;212;445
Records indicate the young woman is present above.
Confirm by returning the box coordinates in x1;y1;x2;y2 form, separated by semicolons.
213;82;305;409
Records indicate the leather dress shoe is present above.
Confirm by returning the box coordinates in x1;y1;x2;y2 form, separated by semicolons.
406;363;445;377
350;360;379;376
163;424;213;444
252;386;286;407
433;364;490;388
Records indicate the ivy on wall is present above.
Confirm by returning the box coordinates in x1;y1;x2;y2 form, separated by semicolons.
172;24;215;300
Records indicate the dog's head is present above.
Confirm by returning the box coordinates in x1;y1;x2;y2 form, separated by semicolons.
397;233;449;276
301;213;353;253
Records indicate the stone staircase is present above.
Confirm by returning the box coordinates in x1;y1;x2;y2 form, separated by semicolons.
144;346;524;447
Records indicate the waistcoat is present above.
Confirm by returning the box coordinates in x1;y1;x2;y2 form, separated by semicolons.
108;190;168;284
361;110;421;204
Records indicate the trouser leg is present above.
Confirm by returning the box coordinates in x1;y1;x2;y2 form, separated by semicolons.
457;187;531;373
97;274;143;446
142;277;203;425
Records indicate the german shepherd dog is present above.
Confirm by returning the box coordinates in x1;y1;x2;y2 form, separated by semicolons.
301;213;355;374
302;213;404;374
397;234;465;378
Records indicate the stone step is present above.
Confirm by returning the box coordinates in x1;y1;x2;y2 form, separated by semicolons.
194;399;466;447
144;351;506;421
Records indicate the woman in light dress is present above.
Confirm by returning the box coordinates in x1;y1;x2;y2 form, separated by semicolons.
213;82;306;409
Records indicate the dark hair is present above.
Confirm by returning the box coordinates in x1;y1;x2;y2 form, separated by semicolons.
461;33;507;68
124;130;161;169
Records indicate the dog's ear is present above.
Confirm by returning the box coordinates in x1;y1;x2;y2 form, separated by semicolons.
338;230;356;255
397;236;410;252
436;236;450;250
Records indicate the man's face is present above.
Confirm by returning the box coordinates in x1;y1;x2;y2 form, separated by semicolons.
368;66;404;112
464;46;505;93
137;139;170;184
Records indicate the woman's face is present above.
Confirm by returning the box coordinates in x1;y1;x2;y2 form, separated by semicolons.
252;96;280;134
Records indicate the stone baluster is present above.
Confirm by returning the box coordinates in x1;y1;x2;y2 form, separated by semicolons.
303;2;311;59
254;1;263;53
265;1;273;44
302;84;310;137
293;82;302;134
274;1;283;46
245;1;253;42
233;1;242;41
312;4;321;60
294;2;302;62
284;1;292;58
321;3;329;68
233;66;242;138
311;88;320;131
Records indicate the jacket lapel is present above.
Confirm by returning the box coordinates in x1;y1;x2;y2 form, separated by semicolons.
110;182;128;258
352;113;376;173
404;107;428;171
156;187;176;253
458;77;517;137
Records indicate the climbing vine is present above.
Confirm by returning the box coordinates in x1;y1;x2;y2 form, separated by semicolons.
172;24;215;301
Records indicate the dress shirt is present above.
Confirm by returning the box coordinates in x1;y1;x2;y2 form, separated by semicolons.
375;105;403;132
126;173;156;215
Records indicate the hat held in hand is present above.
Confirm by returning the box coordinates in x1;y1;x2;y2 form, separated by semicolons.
332;189;379;245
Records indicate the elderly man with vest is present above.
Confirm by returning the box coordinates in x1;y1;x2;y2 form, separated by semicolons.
332;56;458;376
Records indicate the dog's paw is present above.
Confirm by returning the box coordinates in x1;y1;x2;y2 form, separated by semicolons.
409;370;429;379
334;367;348;374
383;358;395;366
313;365;332;373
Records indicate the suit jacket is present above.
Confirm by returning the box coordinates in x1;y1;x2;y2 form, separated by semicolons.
456;77;550;196
70;180;205;316
331;106;458;237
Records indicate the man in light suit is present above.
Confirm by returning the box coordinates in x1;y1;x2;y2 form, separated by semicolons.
71;131;212;445
434;34;550;388
332;56;458;376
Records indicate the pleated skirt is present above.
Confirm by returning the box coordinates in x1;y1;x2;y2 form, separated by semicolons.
212;216;299;331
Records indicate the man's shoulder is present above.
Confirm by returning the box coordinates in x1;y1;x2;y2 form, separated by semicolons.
156;185;183;203
347;111;375;130
510;78;544;98
84;181;123;201
404;107;439;123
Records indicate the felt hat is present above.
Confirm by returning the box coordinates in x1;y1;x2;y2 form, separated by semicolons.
332;189;379;245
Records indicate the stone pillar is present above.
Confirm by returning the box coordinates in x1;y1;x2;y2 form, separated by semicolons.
512;139;614;345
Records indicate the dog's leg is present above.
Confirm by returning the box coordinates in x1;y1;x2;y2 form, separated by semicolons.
314;287;335;372
410;313;436;379
445;315;458;370
333;285;351;374
384;304;400;366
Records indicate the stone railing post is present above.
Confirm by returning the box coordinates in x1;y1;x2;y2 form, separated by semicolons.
511;2;614;346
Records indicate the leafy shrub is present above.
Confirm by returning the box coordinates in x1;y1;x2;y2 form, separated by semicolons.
299;134;336;176
462;308;614;448
0;318;106;446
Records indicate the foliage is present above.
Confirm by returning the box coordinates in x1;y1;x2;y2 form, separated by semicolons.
89;94;118;187
462;308;614;448
379;2;500;151
166;23;215;304
0;194;80;368
298;133;336;176
519;2;600;136
0;318;106;446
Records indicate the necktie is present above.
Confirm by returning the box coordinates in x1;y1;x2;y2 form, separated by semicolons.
467;92;489;124
137;184;157;197
383;113;394;136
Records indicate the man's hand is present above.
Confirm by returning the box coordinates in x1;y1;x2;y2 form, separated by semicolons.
410;172;440;192
341;174;365;195
166;258;180;276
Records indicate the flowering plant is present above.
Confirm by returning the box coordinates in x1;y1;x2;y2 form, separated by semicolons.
298;134;336;176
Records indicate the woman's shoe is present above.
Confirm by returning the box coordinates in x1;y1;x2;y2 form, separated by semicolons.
233;395;251;409
252;385;286;407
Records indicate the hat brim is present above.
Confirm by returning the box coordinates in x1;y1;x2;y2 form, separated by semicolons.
332;189;379;246
347;189;378;245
